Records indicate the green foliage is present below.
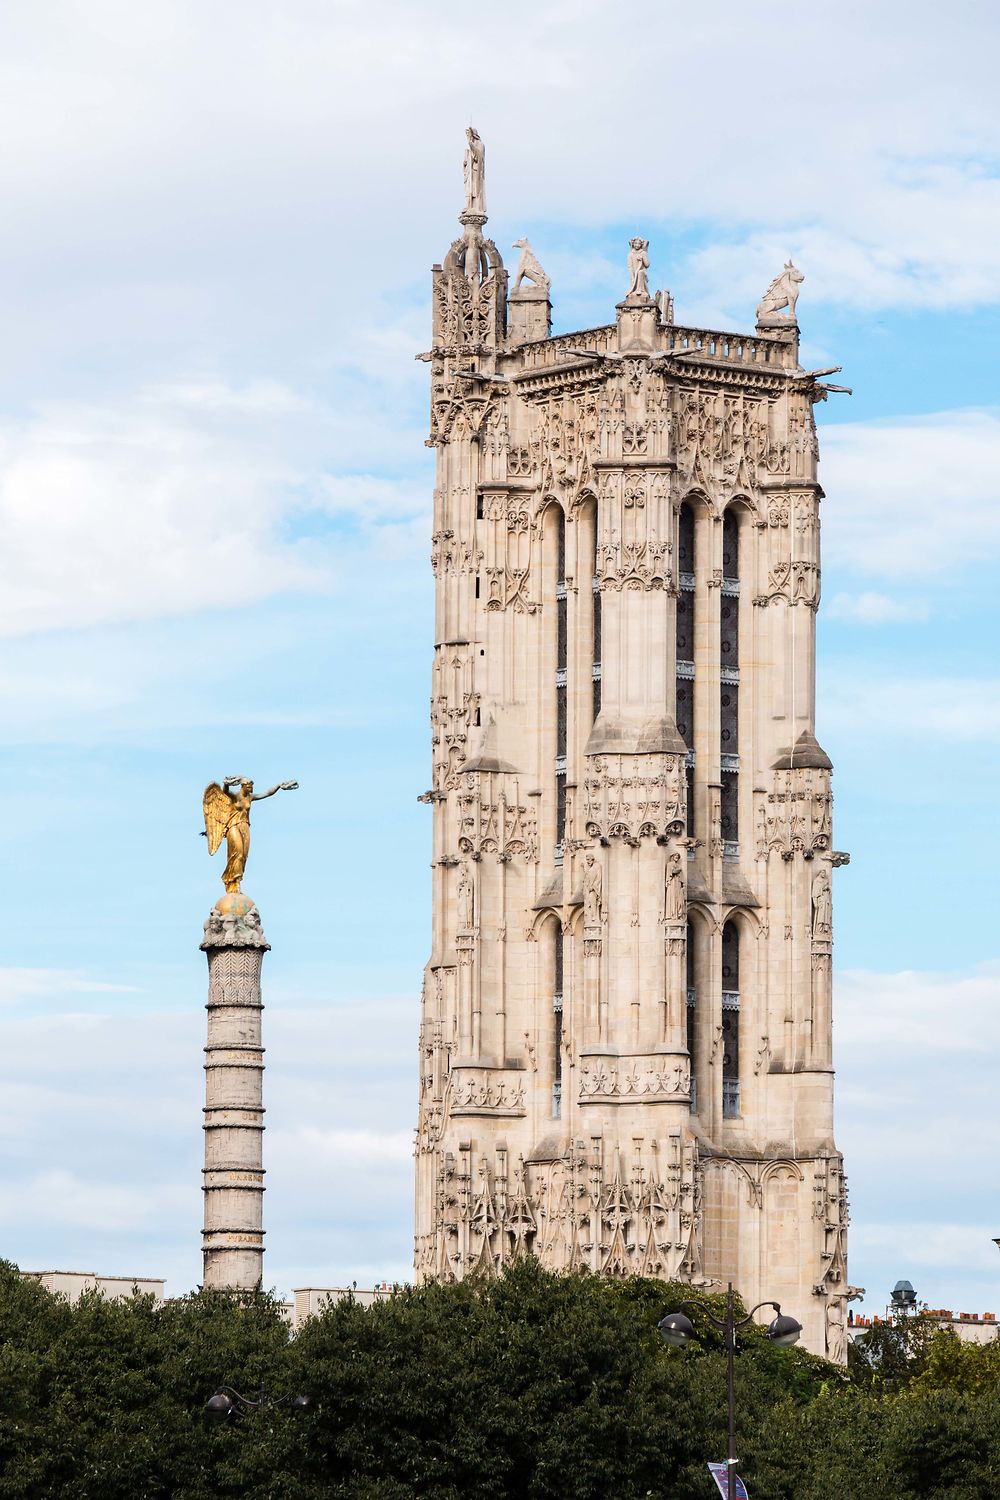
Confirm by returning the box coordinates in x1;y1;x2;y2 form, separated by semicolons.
1;1258;998;1499
849;1311;938;1391
913;1327;1000;1396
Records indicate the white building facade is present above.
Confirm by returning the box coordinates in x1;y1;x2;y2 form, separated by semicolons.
415;136;850;1360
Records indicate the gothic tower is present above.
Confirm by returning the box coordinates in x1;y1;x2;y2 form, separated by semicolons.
415;133;850;1361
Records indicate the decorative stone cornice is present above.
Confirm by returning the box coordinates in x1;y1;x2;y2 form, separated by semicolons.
579;1052;691;1103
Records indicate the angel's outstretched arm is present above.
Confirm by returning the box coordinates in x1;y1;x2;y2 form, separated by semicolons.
250;781;299;802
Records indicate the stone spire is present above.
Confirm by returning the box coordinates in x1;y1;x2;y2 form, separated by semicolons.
200;893;269;1289
428;131;508;422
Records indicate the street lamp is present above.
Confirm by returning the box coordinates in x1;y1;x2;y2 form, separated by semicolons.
658;1282;802;1500
205;1385;313;1422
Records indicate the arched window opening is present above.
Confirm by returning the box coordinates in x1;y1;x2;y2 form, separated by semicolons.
553;925;564;1118
679;503;695;580
676;503;696;837
720;508;740;855
686;919;697;1113
722;509;739;582
554;509;567;865
721;921;740;1118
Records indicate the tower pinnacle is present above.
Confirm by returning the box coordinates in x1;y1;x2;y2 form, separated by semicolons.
460;127;488;279
461;126;486;222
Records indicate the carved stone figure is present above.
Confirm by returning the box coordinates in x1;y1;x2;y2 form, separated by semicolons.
812;868;832;941
756;260;804;324
463;126;486;217
584;851;604;926
664;850;686;922
709;786;723;857
825;1295;847;1365
202;777;298;894
626;237;650;300
655;288;674;324
457;861;474;931
511;238;550;293
201;903;268;950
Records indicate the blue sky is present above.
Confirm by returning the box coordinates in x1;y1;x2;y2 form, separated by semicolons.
0;0;998;1316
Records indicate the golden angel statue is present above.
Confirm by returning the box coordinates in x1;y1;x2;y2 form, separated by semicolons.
202;776;298;894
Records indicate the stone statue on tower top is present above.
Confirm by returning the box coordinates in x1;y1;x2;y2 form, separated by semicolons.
462;126;486;219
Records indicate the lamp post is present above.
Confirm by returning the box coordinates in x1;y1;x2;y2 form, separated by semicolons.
205;1385;313;1422
658;1282;801;1500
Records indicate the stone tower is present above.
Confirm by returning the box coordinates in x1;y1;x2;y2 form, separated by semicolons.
415;134;850;1360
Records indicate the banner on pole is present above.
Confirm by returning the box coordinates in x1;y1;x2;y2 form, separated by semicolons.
707;1462;749;1499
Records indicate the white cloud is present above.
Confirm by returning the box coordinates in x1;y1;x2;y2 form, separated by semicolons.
822;670;1000;741
825;591;928;625
0;388;317;635
835;964;1000;1314
850;1223;1000;1276
276;1127;412;1165
837;963;1000;1054
318;474;430;525
0;967;140;1003
0;10;994;650
686;202;1000;319
4;1170;189;1236
0;989;416;1295
820;408;1000;579
0;2;995;331
0;370;432;637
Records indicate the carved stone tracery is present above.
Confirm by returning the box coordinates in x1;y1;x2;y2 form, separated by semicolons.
424;1136;703;1282
758;558;820;608
481;490;537;613
756;768;832;861
579;1053;690;1102
431;650;479;792
457;771;538;863
531;392;599;507
677;384;787;490
584;754;685;843
596;471;673;592
451;1067;527;1115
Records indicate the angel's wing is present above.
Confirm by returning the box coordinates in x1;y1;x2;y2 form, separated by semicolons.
203;783;234;856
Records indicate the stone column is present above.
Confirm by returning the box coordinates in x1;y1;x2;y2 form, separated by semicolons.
200;893;269;1289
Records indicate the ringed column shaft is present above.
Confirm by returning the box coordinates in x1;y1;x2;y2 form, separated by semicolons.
200;900;269;1289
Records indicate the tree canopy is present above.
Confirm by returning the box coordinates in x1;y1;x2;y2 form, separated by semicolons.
1;1258;996;1499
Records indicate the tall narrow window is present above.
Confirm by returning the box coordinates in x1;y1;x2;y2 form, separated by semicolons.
722;509;739;583
553;926;564;1118
555;510;567;864
592;578;602;723
676;503;696;837
720;509;739;854
686;919;697;1114
721;920;740;1118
